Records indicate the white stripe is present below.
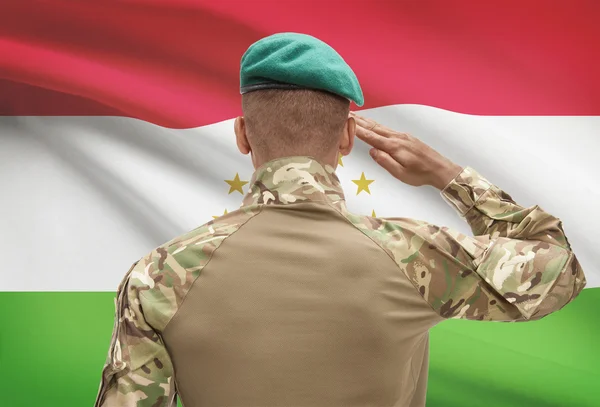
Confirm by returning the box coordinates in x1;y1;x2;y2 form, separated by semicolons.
1;105;597;291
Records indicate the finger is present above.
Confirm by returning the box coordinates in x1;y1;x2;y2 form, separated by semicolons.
350;112;409;140
355;125;398;151
356;126;410;155
349;112;383;132
369;148;406;176
352;115;393;137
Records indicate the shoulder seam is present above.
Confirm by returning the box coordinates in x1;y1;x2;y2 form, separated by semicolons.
148;205;265;333
325;202;444;321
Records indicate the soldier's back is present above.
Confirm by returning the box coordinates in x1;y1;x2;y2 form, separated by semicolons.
162;196;436;407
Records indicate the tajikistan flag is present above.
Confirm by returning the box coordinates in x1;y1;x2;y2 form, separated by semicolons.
1;1;598;406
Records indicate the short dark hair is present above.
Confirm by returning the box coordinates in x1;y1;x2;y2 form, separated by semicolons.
241;89;350;160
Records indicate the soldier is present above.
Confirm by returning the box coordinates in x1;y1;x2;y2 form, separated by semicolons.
95;33;586;407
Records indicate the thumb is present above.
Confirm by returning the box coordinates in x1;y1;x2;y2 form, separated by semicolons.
370;148;404;178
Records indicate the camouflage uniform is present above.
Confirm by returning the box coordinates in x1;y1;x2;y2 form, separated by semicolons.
95;156;586;407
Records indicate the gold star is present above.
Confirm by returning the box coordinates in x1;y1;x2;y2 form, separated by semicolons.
225;173;248;194
352;172;374;195
371;209;377;217
212;209;228;219
338;152;344;167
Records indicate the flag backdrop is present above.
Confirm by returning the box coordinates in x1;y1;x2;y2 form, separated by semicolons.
1;1;599;406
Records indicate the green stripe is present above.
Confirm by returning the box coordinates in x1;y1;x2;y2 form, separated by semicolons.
0;289;598;406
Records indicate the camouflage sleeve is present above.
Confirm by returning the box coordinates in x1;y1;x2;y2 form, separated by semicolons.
397;166;586;322
441;166;586;320
94;262;177;407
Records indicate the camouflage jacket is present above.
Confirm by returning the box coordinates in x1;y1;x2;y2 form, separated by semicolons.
95;156;586;407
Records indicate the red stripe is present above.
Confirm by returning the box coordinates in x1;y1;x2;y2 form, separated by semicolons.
1;0;599;128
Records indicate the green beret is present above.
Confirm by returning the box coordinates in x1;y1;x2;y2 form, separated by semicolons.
240;33;364;106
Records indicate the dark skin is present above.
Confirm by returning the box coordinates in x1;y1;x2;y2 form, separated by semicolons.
234;115;356;170
234;111;462;191
350;111;463;191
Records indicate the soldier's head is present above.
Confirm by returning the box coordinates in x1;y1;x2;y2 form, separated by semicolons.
236;33;363;169
234;88;355;169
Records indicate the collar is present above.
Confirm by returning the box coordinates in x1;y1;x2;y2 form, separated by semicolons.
241;156;346;209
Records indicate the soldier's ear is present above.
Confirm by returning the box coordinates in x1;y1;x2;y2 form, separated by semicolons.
234;117;251;155
347;115;356;140
339;116;355;156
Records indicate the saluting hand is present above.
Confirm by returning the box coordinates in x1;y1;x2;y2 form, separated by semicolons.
350;112;463;190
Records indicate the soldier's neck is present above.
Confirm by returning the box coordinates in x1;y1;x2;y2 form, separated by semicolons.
251;151;339;171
